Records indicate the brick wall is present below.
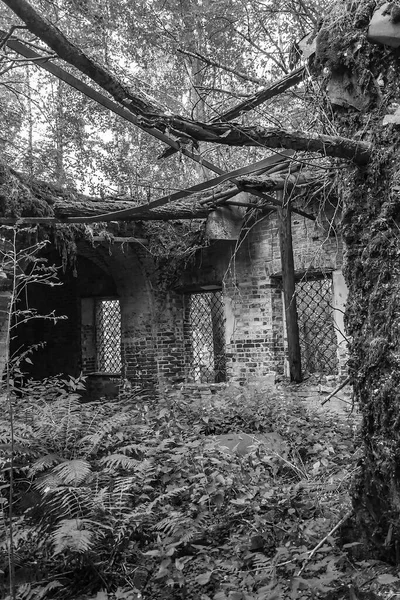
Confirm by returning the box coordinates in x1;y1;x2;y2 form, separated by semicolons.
12;245;187;396
12;210;347;398
93;244;186;392
180;211;347;386
222;212;346;383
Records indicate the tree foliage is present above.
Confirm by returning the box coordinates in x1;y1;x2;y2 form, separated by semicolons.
0;0;331;203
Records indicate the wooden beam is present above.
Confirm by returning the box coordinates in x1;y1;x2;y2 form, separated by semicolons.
277;192;302;382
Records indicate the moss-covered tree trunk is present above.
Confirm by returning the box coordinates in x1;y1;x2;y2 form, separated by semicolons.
343;153;400;562
316;0;400;562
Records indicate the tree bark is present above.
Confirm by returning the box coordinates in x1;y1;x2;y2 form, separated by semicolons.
239;170;323;190
0;161;321;224
342;162;400;562
3;0;372;165
310;0;400;563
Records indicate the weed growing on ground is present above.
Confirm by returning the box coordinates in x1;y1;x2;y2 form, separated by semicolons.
0;377;359;600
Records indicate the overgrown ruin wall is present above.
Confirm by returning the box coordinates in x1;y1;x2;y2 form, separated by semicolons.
224;212;346;383
181;209;348;385
13;210;348;397
12;242;187;397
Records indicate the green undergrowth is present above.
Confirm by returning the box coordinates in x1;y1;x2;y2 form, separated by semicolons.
0;376;360;600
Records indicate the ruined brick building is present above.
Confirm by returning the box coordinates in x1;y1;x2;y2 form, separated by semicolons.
0;22;351;400
11;193;348;399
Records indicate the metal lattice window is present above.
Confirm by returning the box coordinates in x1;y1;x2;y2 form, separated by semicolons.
95;299;122;374
186;291;226;383
295;275;338;376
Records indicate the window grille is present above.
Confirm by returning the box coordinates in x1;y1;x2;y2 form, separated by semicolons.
186;291;226;383
295;275;338;375
95;299;122;373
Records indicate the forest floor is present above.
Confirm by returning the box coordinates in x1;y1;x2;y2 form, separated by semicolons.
1;376;400;600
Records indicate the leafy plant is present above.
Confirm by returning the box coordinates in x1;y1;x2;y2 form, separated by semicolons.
0;375;359;600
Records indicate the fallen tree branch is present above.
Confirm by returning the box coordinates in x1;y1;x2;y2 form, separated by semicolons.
177;47;264;85
321;376;351;406
0;161;317;224
0;163;210;222
296;511;352;577
4;0;372;165
153;121;372;164
211;66;306;123
239;170;322;191
161;67;306;159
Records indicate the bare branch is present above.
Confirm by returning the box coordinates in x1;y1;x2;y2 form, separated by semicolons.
211;67;305;122
177;47;265;86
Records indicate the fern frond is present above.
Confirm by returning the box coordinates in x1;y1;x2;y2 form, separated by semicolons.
180;526;201;544
34;472;62;493
12;583;34;600
52;518;94;554
33;580;64;599
113;475;137;496
43;486;93;520
100;454;140;471
154;510;208;545
46;492;84;520
154;511;183;536
78;413;144;455
91;486;110;510
79;431;103;454
117;443;147;456
52;459;92;485
33;459;92;495
252;552;272;570
135;459;155;480
29;453;63;476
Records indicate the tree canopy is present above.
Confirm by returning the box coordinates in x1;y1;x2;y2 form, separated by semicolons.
0;0;349;224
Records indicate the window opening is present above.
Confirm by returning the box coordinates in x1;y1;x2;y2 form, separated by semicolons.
186;291;226;383
295;275;338;375
95;299;122;373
